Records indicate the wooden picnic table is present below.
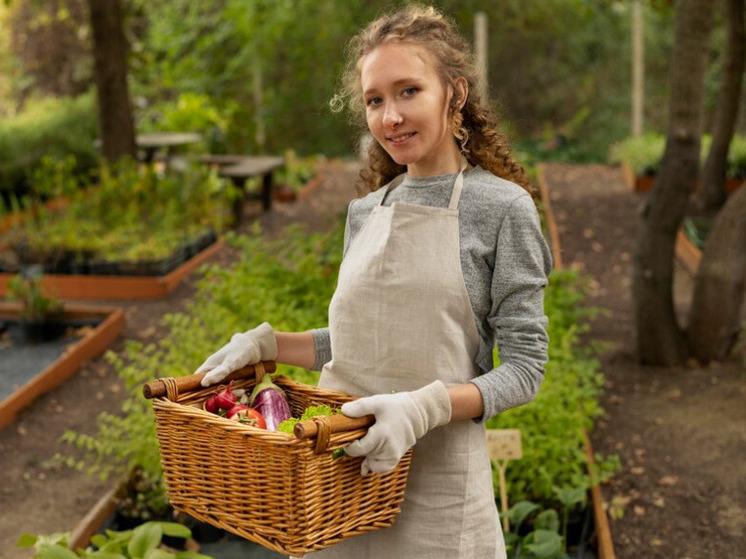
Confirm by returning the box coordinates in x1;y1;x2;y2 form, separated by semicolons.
136;132;202;164
209;155;285;215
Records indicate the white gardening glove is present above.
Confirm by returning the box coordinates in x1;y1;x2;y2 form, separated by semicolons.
341;380;452;475
197;322;277;386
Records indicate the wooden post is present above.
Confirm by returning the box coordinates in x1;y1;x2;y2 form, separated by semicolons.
253;54;266;151
632;0;644;136
474;12;488;101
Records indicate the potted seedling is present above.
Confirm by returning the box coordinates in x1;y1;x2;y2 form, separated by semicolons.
5;270;66;342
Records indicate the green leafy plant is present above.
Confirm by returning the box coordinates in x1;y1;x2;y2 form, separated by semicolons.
488;269;619;504
502;486;586;558
57;222;343;486
274;149;325;193
6;271;64;322
726;134;746;179
17;521;212;558
138;92;236;154
609;132;746;180
0;91;98;197
4;157;237;271
607;133;666;176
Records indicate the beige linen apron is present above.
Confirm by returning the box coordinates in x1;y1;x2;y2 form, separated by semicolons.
306;167;505;558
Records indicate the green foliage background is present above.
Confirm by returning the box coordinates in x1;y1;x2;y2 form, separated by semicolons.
0;0;699;178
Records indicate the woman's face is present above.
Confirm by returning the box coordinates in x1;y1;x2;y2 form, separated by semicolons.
360;42;464;177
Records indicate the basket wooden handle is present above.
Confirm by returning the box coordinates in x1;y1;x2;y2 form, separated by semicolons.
142;361;277;400
294;413;375;440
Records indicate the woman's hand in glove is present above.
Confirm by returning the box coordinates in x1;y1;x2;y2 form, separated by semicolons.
197;322;277;386
341;380;452;475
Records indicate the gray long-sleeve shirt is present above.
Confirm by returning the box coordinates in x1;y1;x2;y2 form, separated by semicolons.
311;165;552;421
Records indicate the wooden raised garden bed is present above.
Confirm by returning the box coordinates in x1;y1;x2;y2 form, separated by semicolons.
0;237;224;300
0;302;125;431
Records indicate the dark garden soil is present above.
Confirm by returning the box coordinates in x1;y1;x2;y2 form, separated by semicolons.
543;163;746;559
0;160;744;558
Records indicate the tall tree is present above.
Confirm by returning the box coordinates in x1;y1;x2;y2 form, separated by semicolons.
687;185;746;361
89;0;136;162
633;0;715;365
693;0;746;213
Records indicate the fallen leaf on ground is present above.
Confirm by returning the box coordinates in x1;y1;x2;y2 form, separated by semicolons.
658;475;679;486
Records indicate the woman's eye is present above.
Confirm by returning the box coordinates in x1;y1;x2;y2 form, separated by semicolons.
402;87;418;97
366;97;382;107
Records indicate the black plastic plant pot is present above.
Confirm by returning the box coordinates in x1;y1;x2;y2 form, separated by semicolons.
19;318;67;343
88;260;122;276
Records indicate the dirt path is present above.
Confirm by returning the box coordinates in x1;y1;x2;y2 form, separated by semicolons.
542;163;746;559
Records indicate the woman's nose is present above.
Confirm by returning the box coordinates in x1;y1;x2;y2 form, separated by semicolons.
382;103;403;128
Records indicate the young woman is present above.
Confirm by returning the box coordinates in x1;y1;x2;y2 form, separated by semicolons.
197;6;552;558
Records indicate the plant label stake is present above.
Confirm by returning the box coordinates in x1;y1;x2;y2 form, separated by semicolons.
485;428;522;533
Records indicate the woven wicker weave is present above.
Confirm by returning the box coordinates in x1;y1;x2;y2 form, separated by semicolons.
145;362;412;556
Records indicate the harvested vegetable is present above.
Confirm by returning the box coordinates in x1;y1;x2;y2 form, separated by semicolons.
203;394;219;414
276;404;340;434
214;381;237;410
227;404;267;428
249;375;292;431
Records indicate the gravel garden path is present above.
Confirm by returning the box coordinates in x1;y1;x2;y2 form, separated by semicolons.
0;160;743;558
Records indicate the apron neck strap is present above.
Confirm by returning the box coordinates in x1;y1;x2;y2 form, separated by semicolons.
448;157;468;210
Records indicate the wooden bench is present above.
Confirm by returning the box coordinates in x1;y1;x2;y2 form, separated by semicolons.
198;155;285;217
136;132;202;165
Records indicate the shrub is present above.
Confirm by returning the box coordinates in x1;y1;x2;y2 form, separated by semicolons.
0;92;98;197
607;133;666;176
609;132;746;180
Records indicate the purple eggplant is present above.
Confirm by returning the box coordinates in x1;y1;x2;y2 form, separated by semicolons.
249;374;292;431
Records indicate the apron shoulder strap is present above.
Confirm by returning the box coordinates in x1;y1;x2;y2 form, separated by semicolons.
379;173;407;206
448;158;469;210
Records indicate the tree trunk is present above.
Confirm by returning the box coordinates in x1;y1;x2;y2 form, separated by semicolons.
633;0;715;365
693;0;746;213
89;0;136;162
688;185;746;362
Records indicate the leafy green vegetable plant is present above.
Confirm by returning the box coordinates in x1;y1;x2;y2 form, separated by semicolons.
17;521;212;558
608;132;746;180
502;486;586;558
4;157;237;271
488;269;619;504
607;133;665;176
6;270;64;322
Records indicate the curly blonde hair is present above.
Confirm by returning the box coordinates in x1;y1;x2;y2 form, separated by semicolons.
331;4;532;195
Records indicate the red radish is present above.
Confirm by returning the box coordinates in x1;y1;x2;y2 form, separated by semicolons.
227;404;267;429
203;394;220;414
214;381;237;410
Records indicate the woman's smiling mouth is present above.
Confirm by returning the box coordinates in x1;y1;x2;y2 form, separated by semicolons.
388;132;417;143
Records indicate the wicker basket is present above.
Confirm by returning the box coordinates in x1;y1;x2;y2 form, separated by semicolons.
143;362;413;556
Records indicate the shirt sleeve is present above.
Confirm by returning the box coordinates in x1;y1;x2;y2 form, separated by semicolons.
310;327;331;371
470;193;553;421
